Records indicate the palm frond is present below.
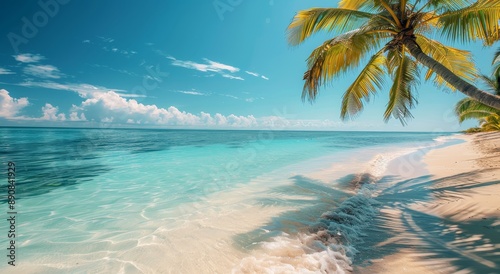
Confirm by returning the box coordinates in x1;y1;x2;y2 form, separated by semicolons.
413;11;440;33
438;0;500;46
493;47;500;80
480;114;500;131
287;8;376;45
302;30;390;101
455;97;499;122
477;74;498;93
338;0;399;11
416;35;478;90
384;52;419;125
340;49;387;119
423;0;474;13
338;0;375;10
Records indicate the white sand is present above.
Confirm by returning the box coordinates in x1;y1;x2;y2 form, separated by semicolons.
356;132;500;273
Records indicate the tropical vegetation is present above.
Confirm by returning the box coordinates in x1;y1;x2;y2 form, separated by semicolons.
287;0;500;125
456;48;500;132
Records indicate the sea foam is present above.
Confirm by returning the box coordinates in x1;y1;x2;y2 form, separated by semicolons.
233;179;378;273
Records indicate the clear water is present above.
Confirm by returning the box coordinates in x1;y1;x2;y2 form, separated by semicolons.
0;128;454;273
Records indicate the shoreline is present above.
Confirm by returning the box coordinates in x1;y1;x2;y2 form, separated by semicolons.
355;132;500;273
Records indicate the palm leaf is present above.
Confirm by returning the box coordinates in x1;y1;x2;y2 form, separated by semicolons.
480;114;500;131
340;49;387;119
338;0;375;10
415;35;477;90
287;8;377;46
455;97;499;122
438;0;500;46
338;0;400;12
413;11;441;33
424;0;474;12
493;47;500;80
384;52;419;125
477;74;499;93
302;30;390;101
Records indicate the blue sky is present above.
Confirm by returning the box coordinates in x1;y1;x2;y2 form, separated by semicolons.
0;0;497;131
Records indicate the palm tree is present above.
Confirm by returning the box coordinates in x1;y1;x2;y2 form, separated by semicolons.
480;114;500;131
455;75;500;123
455;49;500;131
287;0;500;124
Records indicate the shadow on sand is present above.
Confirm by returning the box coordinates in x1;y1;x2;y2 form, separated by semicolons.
232;170;500;273
355;170;500;273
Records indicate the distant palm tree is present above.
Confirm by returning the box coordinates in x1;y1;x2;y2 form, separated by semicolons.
480;114;500;131
287;0;500;125
456;49;500;132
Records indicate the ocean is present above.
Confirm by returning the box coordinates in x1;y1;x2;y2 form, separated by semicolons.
0;127;458;273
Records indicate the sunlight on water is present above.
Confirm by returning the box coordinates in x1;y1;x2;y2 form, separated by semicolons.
0;128;452;273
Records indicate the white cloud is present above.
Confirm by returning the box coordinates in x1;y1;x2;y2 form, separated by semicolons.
198;112;257;127
169;57;244;80
170;57;239;73
222;74;244;81
24;65;63;79
245;70;268;80
19;81;128;98
245;71;259;77
68;90;261;127
12;80;343;129
98;36;114;43
101;117;114;123
13;53;45;63
41;104;66;121
83;39;91;43
78;91;201;125
223;94;239;100
175;90;206;96
0;68;15;75
69;111;87;121
0;89;29;118
115;93;147;98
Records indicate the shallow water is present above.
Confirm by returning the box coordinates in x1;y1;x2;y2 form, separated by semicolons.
0;128;455;273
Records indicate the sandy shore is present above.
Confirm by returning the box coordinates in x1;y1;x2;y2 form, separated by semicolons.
355;132;500;273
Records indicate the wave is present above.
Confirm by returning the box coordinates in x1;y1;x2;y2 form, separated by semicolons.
233;183;378;273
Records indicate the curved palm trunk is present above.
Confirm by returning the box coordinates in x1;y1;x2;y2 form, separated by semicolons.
403;38;500;110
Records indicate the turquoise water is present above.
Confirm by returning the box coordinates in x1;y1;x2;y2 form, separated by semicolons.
0;128;454;273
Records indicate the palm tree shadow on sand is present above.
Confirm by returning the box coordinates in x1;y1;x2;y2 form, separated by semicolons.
232;171;500;273
355;170;500;273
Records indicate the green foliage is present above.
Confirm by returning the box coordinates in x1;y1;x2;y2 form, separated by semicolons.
288;0;500;125
455;48;500;132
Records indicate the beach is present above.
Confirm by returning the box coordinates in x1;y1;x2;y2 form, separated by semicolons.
355;132;500;273
1;128;499;273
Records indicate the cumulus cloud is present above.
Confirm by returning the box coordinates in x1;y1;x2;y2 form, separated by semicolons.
41;104;66;121
13;53;45;63
69;90;259;127
12;81;342;129
78;91;199;125
24;65;63;79
0;89;29;118
70;112;86;121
